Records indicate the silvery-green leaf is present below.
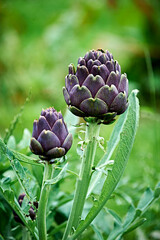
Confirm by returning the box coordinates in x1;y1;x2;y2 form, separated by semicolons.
17;128;31;150
69;90;139;240
91;224;104;240
7;136;16;150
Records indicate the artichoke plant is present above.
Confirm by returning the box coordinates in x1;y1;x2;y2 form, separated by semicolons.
13;193;38;223
63;49;128;123
30;108;72;160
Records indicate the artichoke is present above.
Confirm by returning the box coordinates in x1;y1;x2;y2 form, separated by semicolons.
63;49;128;123
13;193;38;223
30;108;72;160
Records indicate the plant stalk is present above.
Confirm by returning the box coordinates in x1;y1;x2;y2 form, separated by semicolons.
62;122;100;240
37;162;54;240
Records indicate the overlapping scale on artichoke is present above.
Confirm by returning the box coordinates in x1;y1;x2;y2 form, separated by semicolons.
30;108;72;160
63;49;128;123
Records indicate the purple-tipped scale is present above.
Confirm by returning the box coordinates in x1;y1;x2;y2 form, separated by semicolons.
30;107;72;160
63;49;129;124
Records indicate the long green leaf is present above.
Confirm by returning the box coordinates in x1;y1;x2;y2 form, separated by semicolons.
137;187;154;211
88;104;128;196
123;218;146;235
0;182;38;240
64;109;79;136
0;234;5;240
69;90;139;240
4;94;30;144
108;224;123;240
101;109;128;165
91;224;104;240
1;137;42;167
154;182;160;198
123;204;136;228
12;150;43;167
107;209;122;225
107;204;136;240
109;182;160;239
0;138;37;200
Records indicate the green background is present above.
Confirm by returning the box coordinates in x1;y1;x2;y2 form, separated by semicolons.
0;0;160;239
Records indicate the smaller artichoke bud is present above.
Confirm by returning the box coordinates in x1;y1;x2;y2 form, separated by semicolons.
28;207;36;221
13;193;38;223
18;193;26;206
63;49;129;124
30;107;72;161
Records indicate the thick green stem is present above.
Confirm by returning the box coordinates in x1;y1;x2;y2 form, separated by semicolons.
63;122;100;240
37;162;54;240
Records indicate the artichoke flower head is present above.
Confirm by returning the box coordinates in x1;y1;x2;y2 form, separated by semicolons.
30;108;72;161
63;49;128;124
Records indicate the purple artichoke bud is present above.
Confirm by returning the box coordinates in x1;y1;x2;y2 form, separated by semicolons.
18;193;26;206
33;201;38;209
13;193;38;223
13;193;26;224
63;49;128;123
28;207;36;220
30;107;72;161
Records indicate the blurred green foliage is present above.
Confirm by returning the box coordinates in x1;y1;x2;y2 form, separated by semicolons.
0;0;160;138
0;0;160;239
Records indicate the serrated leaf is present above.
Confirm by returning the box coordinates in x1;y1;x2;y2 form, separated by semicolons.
69;90;139;240
0;183;23;219
13;150;43;167
0;138;37;200
1;137;42;167
45;163;68;185
0;182;38;239
3;169;16;182
21;195;30;214
10;158;34;199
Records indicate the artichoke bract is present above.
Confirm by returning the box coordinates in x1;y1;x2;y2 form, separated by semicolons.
63;49;128;123
30;108;72;160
